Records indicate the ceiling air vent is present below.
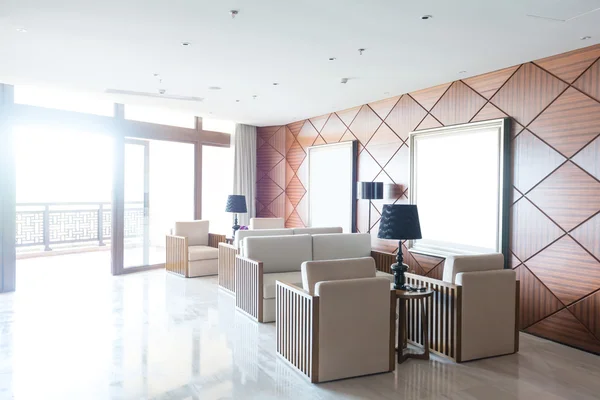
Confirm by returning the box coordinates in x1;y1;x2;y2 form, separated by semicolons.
105;89;204;102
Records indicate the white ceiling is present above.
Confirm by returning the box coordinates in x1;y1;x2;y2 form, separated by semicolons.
1;0;599;127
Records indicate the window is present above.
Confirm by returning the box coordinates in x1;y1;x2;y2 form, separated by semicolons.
409;119;509;257
202;144;235;235
14;85;114;116
124;105;196;129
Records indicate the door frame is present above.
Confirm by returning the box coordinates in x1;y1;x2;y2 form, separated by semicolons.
0;84;16;292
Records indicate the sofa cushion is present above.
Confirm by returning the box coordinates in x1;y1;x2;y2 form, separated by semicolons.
175;220;209;246
188;245;219;261
302;257;376;293
250;217;285;230
442;253;504;284
234;228;293;250
245;235;312;273
292;227;343;235
263;272;303;299
312;233;371;261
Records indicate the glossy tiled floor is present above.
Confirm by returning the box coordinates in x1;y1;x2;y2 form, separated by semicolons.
2;252;600;399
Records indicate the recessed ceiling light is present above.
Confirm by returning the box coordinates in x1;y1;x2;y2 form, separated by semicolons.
329;57;336;61
253;95;257;99
358;48;365;55
384;92;390;95
181;41;191;47
16;28;27;33
581;36;592;40
273;83;279;86
208;86;221;90
421;15;433;20
459;70;467;74
236;99;240;102
230;10;239;18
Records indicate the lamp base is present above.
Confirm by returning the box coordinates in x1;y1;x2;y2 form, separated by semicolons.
391;262;411;291
232;213;240;238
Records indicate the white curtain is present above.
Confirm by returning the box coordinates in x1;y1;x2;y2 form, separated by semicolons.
233;123;257;227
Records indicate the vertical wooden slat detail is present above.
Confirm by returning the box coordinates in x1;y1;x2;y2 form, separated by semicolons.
235;255;263;322
404;273;464;362
165;235;188;277
275;282;320;382
218;243;238;294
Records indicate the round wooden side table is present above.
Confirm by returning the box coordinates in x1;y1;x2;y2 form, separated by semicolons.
395;288;433;364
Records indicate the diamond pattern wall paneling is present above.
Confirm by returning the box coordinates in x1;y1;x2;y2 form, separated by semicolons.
255;44;600;354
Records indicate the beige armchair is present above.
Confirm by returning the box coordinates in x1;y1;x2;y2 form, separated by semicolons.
276;257;395;383
404;253;519;362
249;217;285;230
165;220;225;278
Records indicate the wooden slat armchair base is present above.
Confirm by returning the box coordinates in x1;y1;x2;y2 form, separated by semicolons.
165;220;225;278
218;242;238;294
276;276;395;383
404;267;519;363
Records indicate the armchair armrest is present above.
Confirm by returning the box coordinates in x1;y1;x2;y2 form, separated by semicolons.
208;233;226;248
235;255;264;322
166;235;188;277
276;281;320;382
371;250;396;274
218;242;239;294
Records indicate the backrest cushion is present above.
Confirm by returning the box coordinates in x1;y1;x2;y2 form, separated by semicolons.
234;228;292;249
302;257;376;293
245;235;312;273
292;227;343;235
249;217;285;230
312;233;372;261
175;220;209;246
442;253;504;284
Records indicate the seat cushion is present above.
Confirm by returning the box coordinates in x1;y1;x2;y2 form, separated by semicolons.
250;217;285;230
245;235;312;273
263;272;303;299
301;257;376;293
292;227;343;235
312;233;371;261
188;245;218;261
442;253;504;283
175;220;209;246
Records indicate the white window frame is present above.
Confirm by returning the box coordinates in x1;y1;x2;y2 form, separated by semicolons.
408;119;509;260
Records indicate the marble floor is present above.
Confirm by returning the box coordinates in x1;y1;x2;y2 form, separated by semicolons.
1;253;600;400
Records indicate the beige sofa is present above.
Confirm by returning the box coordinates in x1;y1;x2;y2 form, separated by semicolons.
234;233;394;322
165;220;226;278
404;253;519;362
276;257;395;383
218;226;343;294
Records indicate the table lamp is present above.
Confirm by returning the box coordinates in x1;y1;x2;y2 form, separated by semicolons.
377;204;422;290
358;181;383;233
225;195;247;237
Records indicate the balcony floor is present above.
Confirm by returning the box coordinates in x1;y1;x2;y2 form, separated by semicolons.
1;252;599;399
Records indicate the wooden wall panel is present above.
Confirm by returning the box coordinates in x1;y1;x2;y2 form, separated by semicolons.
255;43;600;354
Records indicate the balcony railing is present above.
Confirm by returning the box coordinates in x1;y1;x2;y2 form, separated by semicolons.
16;202;144;251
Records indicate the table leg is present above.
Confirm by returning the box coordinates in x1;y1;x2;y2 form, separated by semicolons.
397;298;406;363
400;298;430;362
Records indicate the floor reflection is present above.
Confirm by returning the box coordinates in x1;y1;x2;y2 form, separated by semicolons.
1;252;600;399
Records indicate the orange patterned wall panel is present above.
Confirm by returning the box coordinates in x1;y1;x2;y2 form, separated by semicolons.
255;44;600;354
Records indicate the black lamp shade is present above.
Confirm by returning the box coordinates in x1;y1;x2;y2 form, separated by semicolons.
358;181;384;200
225;195;247;213
377;204;422;240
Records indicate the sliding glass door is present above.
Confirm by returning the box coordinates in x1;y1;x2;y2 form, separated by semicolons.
122;138;195;270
